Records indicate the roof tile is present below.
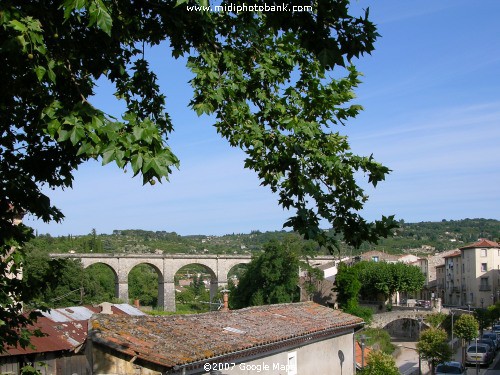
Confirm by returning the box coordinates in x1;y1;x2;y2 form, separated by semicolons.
90;301;363;368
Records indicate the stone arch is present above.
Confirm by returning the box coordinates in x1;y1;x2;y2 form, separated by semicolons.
117;258;164;306
173;262;218;310
382;317;430;339
127;262;165;308
83;261;118;301
226;262;250;287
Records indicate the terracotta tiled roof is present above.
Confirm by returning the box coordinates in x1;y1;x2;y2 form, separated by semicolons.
90;301;363;369
443;250;461;258
460;239;500;250
355;341;371;367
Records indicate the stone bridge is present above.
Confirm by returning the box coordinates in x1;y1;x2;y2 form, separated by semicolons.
369;309;444;338
370;309;436;329
50;253;336;311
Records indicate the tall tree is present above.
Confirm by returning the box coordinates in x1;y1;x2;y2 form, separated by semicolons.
454;314;479;364
1;0;396;350
230;240;302;308
416;327;452;374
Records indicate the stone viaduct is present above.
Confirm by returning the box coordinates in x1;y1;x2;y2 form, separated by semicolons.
50;253;336;311
370;309;435;329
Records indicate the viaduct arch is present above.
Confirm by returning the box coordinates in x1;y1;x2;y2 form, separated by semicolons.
50;253;336;311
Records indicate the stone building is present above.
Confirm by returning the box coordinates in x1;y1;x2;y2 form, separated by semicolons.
87;301;363;375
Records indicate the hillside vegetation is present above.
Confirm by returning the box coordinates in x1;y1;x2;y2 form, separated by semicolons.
29;218;500;256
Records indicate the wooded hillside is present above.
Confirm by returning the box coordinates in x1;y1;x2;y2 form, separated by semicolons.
29;218;500;256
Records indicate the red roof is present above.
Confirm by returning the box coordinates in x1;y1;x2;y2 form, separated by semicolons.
355;341;372;367
443;250;461;258
90;301;363;369
460;239;500;250
4;317;87;355
1;304;145;356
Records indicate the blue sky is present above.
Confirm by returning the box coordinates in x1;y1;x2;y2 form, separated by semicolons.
28;0;500;236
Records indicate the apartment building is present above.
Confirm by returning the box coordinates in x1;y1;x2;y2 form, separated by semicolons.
443;250;463;306
441;239;500;307
436;264;445;302
460;239;500;307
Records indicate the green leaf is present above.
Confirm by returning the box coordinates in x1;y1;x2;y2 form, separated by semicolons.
131;154;143;175
96;7;112;35
34;66;46;81
102;149;115;165
47;68;56;83
9;20;27;32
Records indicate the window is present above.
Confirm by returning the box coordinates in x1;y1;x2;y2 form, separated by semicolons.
372;256;379;262
481;249;487;257
287;351;297;375
481;263;488;272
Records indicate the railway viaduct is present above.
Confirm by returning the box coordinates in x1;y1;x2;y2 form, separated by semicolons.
50;253;336;311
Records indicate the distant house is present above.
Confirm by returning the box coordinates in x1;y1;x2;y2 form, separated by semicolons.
87;301;364;375
0;303;145;375
359;250;400;263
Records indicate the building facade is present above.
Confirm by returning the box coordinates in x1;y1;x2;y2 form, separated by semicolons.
460;239;500;307
440;240;500;307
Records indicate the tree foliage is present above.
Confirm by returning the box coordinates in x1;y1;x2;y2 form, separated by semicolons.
360;261;425;302
128;264;159;307
230;240;302;308
358;350;399;375
1;0;396;350
425;313;448;328
474;308;493;334
454;314;479;342
417;327;452;373
335;261;425;307
21;244;116;306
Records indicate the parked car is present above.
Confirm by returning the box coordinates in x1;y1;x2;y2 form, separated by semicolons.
477;338;496;354
435;361;467;375
416;300;431;308
465;343;494;365
482;332;499;350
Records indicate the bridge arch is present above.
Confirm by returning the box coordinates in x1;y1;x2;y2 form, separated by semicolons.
370;310;433;338
128;262;164;308
83;262;118;301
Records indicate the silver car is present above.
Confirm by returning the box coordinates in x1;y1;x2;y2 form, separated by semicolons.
465;343;494;365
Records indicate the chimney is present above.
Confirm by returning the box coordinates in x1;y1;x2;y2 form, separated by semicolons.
99;302;113;314
221;289;230;312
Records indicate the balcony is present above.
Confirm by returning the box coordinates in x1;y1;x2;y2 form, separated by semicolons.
453;287;460;293
479;284;492;291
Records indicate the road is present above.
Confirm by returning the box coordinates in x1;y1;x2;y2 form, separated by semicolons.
396;340;500;375
466;352;500;375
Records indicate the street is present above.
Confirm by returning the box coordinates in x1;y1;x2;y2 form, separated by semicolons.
395;340;500;375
